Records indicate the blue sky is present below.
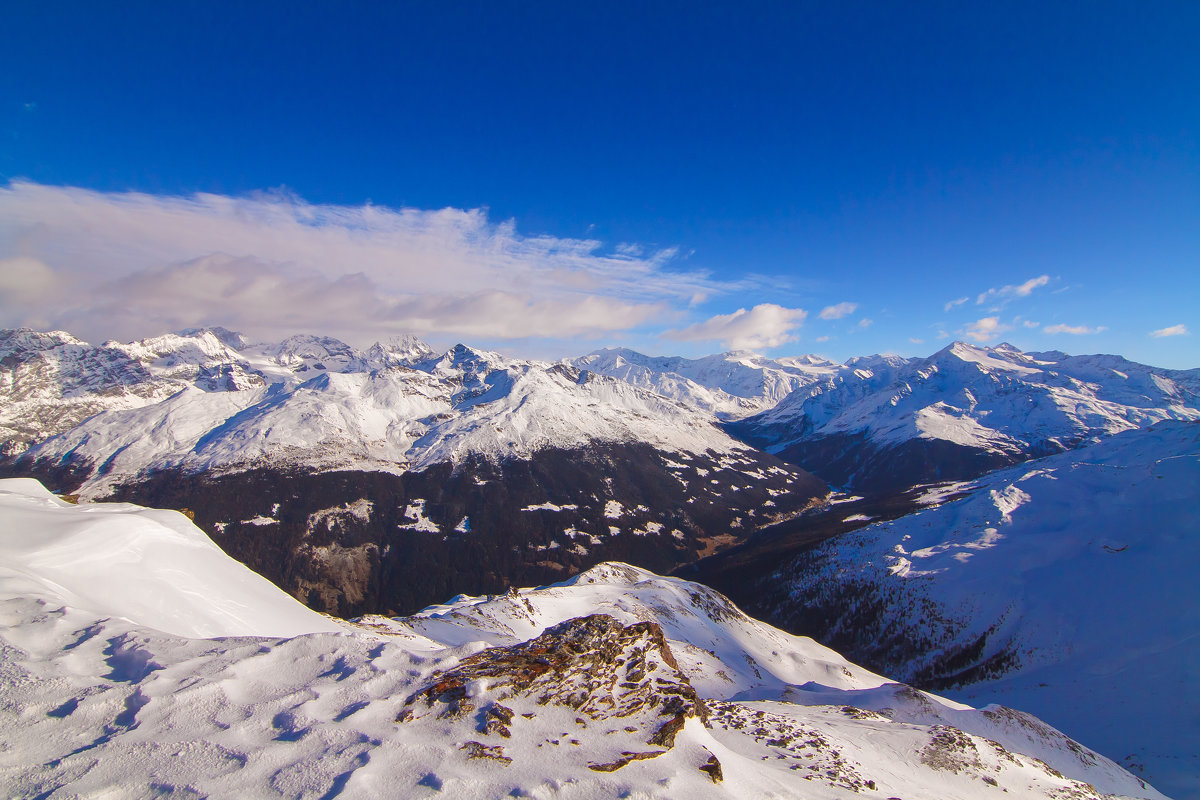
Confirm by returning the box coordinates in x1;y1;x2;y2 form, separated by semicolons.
1;2;1197;366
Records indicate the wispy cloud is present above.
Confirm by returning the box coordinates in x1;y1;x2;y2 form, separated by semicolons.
944;296;969;313
1150;324;1189;338
909;337;925;344
0;256;59;330
1043;323;1106;335
664;303;806;351
855;318;873;329
818;301;857;320
976;275;1050;307
961;316;1013;342
0;181;732;347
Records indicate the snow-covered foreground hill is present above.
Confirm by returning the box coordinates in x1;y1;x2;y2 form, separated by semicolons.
0;479;1163;799
754;421;1200;798
0;477;343;639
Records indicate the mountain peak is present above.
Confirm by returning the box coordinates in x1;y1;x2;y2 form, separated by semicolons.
0;327;87;355
433;342;507;371
177;326;248;350
366;335;435;368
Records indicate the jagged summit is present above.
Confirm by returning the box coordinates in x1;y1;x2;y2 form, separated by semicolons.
0;327;87;352
263;333;364;374
365;334;436;368
177;326;249;349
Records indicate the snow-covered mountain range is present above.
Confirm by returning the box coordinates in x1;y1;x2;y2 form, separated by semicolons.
9;327;1197;497
695;420;1198;798
0;478;1164;799
729;341;1200;491
567;340;1200;491
0;327;828;616
1;328;746;488
569;347;848;419
3;326;1198;618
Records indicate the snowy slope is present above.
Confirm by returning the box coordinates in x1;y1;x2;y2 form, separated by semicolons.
0;481;1162;799
762;420;1200;798
0;478;343;638
735;341;1200;490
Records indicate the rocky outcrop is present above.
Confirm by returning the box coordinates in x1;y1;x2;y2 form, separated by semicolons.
401;614;711;775
405;614;704;726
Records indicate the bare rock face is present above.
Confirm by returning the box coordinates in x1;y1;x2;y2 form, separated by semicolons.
401;614;711;774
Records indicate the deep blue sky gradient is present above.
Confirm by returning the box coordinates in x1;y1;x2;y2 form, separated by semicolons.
2;1;1197;364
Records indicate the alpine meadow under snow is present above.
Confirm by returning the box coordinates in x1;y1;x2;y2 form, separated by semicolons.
0;326;1197;798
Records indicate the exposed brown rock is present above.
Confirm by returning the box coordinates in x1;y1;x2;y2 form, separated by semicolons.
587;750;668;772
460;741;511;765
699;751;723;783
648;712;687;748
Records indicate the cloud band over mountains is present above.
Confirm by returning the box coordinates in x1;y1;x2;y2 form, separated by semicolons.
0;181;733;347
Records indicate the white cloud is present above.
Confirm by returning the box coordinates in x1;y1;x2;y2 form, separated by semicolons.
944;296;969;313
815;335;831;343
819;301;857;320
0;256;58;299
961;316;1013;342
1023;320;1040;328
1150;324;1189;338
856;318;873;329
0;181;727;347
976;275;1050;306
1044;323;1106;335
664;303;806;351
87;254;666;341
909;337;925;344
0;256;62;331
